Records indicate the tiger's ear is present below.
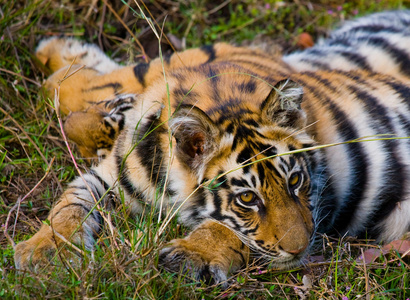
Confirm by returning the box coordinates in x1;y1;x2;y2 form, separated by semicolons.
170;105;220;174
261;79;306;129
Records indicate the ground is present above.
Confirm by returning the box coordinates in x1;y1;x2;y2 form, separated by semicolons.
1;0;409;299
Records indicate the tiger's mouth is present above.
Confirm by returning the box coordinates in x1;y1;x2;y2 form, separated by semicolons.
245;234;315;270
232;224;314;270
251;247;310;270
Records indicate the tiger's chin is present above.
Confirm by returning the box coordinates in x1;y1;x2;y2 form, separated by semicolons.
267;257;307;271
256;249;309;270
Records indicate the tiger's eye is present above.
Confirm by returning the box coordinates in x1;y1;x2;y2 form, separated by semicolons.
289;173;300;187
239;191;255;203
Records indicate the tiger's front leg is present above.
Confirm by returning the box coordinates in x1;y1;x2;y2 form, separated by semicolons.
159;220;250;285
14;174;106;271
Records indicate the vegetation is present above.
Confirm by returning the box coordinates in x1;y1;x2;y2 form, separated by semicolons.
1;0;409;298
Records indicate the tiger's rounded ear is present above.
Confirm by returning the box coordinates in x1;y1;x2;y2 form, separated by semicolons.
261;79;306;129
169;105;220;174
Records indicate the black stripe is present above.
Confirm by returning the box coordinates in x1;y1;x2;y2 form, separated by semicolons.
242;223;259;235
215;106;254;124
337;50;371;70
70;184;103;202
53;203;90;219
133;62;150;88
230;178;250;188
226;122;235;135
172;87;198;103
188;186;207;222
376;79;410;112
364;36;410;77
300;58;331;70
333;24;408;36
204;64;220;84
289;157;296;169
96;140;113;150
243;119;259;128
237;81;257;94
263;159;282;183
210;191;241;230
236;124;256;140
88;169;110;191
277;158;288;173
59;201;103;238
251;175;256;187
135;114;164;183
228;245;247;264
135;114;176;196
163;53;171;64
88;82;122;95
326;39;352;47
257;164;266;184
116;154;142;197
236;146;253;174
397;114;410;142
102;119;116;139
70;185;88;191
118;117;125;131
200;45;216;63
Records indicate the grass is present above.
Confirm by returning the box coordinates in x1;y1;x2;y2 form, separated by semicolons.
1;0;410;299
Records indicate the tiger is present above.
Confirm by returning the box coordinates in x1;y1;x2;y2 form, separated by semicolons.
14;11;410;285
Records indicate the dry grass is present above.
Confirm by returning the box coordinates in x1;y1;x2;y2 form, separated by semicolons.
1;0;409;299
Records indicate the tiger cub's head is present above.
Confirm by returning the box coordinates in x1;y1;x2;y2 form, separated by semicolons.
170;80;322;268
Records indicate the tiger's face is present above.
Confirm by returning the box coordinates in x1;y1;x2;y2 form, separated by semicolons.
171;80;320;267
204;130;316;266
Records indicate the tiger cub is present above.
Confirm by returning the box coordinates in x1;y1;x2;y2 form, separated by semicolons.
284;10;410;81
15;14;410;284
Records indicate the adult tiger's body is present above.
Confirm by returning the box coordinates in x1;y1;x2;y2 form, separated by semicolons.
284;10;410;80
14;11;410;283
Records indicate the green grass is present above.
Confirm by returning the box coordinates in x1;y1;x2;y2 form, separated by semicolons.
1;0;410;299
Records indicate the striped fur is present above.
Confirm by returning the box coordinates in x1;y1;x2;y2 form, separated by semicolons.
284;10;410;81
15;12;410;283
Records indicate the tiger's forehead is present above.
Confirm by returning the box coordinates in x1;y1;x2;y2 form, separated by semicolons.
207;121;307;179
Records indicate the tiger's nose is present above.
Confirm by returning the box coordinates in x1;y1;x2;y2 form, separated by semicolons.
286;243;308;255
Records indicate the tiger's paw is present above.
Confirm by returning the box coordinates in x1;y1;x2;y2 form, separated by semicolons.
14;229;82;272
36;37;120;74
158;221;249;286
158;239;230;285
14;235;58;271
63;94;137;159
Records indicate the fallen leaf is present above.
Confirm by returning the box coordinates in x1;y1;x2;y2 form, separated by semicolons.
358;248;382;264
382;239;410;257
357;239;410;264
296;32;314;49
